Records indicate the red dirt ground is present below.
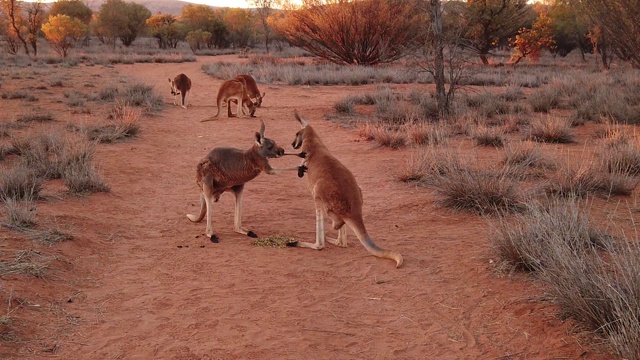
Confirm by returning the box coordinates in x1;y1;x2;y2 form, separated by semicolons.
0;56;611;359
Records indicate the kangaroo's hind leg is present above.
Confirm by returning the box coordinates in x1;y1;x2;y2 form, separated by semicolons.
232;184;257;238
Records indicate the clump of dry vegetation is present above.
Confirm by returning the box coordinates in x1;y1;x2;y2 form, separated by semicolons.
0;250;50;278
502;141;554;170
357;122;406;149
526;116;574;143
253;235;297;248
472;125;505;147
406;121;449;146
545;161;638;198
491;197;640;359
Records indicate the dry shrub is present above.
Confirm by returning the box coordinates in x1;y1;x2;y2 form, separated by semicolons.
528;87;560;113
490;198;609;272
85;104;141;143
473;125;505;147
494;197;640;358
406;121;448;146
357;122;406;149
399;146;463;184
2;197;36;229
0;165;43;201
334;96;356;115
546;160;639;198
600;130;640;176
121;83;164;113
433;166;524;215
527;116;574;143
503;141;555;170
60;140;110;194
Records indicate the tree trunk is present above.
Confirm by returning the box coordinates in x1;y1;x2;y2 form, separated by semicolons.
430;0;447;118
480;53;489;65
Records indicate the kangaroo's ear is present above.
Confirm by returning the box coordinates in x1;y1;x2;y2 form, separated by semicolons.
255;132;263;145
293;109;308;128
261;92;266;98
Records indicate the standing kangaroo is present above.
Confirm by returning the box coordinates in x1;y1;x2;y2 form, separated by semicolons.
187;121;300;242
169;73;191;109
289;110;403;268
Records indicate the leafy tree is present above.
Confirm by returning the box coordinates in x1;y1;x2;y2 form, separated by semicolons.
510;4;555;64
49;0;92;24
119;2;151;46
95;0;150;48
222;8;256;48
186;29;212;53
577;0;640;69
181;4;229;48
277;0;425;65
548;0;590;58
250;0;276;52
41;14;86;57
462;0;532;65
146;13;183;49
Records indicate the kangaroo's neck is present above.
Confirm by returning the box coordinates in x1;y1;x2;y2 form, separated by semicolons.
244;144;270;172
302;126;328;159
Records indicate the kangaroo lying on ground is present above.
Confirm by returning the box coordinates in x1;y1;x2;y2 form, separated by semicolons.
202;79;257;121
169;73;191;109
187;121;302;242
289;110;404;268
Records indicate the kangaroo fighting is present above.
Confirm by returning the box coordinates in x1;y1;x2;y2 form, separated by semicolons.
288;110;403;268
187;121;302;242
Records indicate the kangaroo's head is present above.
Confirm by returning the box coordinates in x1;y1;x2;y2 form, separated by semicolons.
169;78;179;96
291;109;309;150
255;92;265;107
255;120;284;158
242;98;258;117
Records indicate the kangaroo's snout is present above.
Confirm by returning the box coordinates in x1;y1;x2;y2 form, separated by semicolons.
277;148;285;156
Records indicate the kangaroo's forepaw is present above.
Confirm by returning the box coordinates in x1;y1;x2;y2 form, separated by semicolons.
210;235;219;243
297;151;307;158
247;231;258;238
298;165;308;178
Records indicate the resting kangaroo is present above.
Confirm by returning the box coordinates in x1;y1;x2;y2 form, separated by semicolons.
169;73;191;109
187;121;300;242
203;79;256;121
289;110;403;268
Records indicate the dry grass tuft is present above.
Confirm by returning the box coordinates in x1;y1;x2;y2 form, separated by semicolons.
0;250;49;278
473;125;505;147
0;165;43;201
527;116;574;143
2;197;37;229
406;121;449;146
546;161;639;198
357;122;406;149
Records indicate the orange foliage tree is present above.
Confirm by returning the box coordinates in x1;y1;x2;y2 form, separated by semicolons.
510;5;555;64
41;14;87;57
276;0;424;65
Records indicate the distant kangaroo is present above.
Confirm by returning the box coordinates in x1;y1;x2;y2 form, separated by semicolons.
187;121;301;242
169;73;191;109
202;79;257;121
289;110;403;268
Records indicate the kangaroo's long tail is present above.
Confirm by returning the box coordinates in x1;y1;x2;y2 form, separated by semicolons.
345;218;403;268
